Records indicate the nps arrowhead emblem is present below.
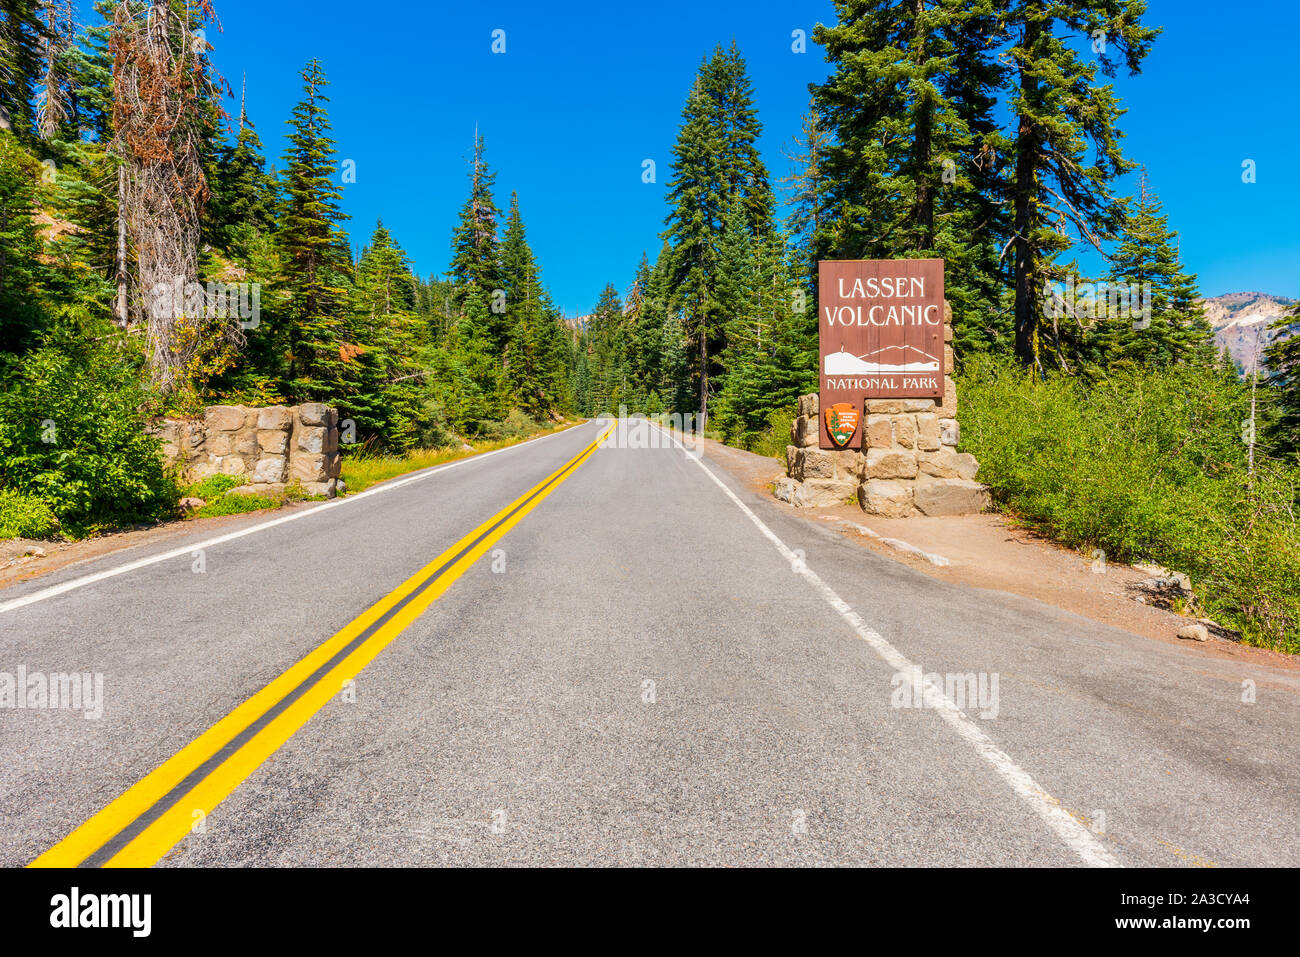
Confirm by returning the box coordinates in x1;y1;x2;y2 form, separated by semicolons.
824;402;860;449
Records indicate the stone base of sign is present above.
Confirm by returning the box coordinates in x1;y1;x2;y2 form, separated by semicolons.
781;302;989;516
154;403;344;499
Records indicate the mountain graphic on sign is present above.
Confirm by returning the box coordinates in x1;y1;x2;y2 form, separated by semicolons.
824;344;940;375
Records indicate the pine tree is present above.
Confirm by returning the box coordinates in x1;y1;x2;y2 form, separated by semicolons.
208;122;275;254
1002;0;1157;371
208;74;274;254
936;4;1012;357
625;251;660;408
812;0;1009;359
1264;302;1300;459
443;280;503;430
35;0;73;140
662;43;773;423
704;41;772;235
61;1;114;143
41;135;118;329
347;221;428;448
571;338;591;417
276;58;352;400
0;130;50;354
586;283;626;414
1093;171;1212;368
714;201;816;444
0;0;45;138
449;133;502;344
660;305;692;416
780;99;828;274
498;192;565;418
662;75;724;421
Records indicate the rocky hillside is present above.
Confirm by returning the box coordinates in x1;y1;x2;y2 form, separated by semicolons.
1200;292;1296;373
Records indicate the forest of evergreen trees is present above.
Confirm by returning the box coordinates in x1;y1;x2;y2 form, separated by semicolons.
1;0;1298;545
574;6;1299;455
0;1;584;533
0;1;575;443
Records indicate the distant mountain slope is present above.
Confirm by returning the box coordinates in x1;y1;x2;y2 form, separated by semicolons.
1199;292;1296;372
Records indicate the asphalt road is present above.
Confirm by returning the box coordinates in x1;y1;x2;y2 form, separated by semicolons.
2;418;1298;866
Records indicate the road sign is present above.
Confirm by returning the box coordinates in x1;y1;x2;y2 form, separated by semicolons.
818;259;945;449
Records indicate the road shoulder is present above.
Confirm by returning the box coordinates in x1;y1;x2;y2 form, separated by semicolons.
697;434;1300;675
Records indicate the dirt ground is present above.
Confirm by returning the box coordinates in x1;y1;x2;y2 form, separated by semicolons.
0;502;321;592
698;436;1300;673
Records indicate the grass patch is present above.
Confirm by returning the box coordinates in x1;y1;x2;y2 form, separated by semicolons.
180;475;317;520
189;489;283;519
0;488;60;539
184;474;247;501
340;420;577;495
959;356;1300;654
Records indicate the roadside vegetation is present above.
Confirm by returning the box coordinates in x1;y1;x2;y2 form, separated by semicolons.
702;406;794;460
177;474;312;520
0;5;583;544
0;339;181;540
959;357;1300;654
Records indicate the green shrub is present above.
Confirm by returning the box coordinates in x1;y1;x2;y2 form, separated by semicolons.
466;410;542;443
0;488;59;539
739;405;797;459
0;340;180;536
501;408;540;439
411;401;455;450
470;418;503;440
959;356;1300;652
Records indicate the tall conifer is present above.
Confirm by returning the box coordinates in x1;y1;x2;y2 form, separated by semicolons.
276;58;351;399
1002;0;1157;371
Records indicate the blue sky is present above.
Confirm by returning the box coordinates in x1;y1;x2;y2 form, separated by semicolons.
103;0;1300;312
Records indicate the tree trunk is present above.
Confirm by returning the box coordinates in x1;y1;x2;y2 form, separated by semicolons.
699;306;709;430
911;0;933;250
1012;19;1042;368
37;0;70;140
1;205;9;297
113;0;213;387
115;163;128;326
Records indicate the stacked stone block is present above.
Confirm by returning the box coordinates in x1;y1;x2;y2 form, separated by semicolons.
778;301;990;517
156;402;343;499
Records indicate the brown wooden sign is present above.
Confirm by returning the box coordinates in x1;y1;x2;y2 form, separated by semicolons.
818;259;945;449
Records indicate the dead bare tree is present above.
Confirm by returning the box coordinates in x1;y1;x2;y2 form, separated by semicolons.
36;0;74;140
110;0;223;393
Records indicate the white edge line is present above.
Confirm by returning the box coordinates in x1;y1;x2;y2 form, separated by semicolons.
0;422;592;616
819;516;952;567
653;424;1117;868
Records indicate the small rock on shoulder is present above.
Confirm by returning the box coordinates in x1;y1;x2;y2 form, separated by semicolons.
1176;623;1210;642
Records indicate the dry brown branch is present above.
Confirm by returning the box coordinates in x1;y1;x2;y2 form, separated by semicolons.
112;0;229;393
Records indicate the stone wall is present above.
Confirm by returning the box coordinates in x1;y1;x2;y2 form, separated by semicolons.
776;301;991;517
156;403;343;498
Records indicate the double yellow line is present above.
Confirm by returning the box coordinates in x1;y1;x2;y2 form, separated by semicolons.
32;424;611;868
